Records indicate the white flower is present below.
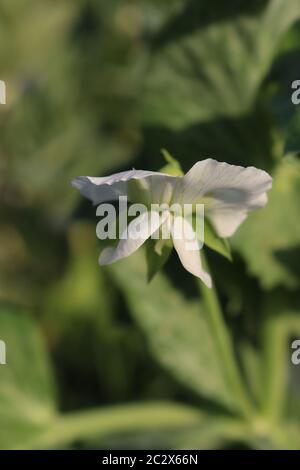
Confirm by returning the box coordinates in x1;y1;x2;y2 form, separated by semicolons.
72;159;272;288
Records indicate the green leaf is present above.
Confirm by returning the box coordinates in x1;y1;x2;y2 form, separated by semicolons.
232;156;300;289
25;401;204;450
266;24;300;154
146;238;173;282
160;149;184;176
0;304;57;449
203;218;232;261
239;342;263;407
0;303;205;450
108;250;234;409
144;0;300;126
142;0;300;170
44;222;114;328
0;1;137;215
172;416;250;450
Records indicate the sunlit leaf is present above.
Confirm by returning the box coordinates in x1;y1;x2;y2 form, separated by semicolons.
203;218;232;261
0;304;57;449
160;148;184;176
232;156;300;289
146;238;173;282
142;0;300;170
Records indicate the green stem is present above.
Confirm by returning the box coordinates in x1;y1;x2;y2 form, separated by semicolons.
198;252;254;420
21;402;203;449
261;311;287;422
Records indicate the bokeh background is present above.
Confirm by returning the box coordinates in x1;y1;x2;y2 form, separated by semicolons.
0;0;300;449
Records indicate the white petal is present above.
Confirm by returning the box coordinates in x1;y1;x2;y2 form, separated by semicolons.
206;210;248;238
181;159;272;237
72;170;168;205
206;191;269;237
171;216;212;287
72;177;127;204
99;211;165;265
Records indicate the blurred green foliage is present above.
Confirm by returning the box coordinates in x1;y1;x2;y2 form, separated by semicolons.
0;0;300;450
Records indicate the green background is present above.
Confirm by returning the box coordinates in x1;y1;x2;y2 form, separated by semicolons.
0;0;300;449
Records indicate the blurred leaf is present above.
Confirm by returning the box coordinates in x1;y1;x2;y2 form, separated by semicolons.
146;238;173;282
44;223;113;331
25;401;204;450
239;342;263;406
172;416;250;449
203;218;232;261
283;107;300;154
160;148;184;176
0;0;138;215
0;304;57;449
0;305;205;450
144;0;300;126
108;250;234;409
43;222;136;405
266;23;300;153
92;415;249;450
233;156;300;289
142;0;300;170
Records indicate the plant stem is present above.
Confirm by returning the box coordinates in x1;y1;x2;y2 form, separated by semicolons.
261;310;287;422
198;252;254;420
21;402;203;449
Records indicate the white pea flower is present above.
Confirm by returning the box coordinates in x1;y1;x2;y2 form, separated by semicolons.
72;159;272;288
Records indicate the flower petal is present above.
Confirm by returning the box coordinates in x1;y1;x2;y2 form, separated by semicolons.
180;159;272;237
99;210;166;265
72;170;167;205
205;191;269;237
72;177;126;204
171;215;212;287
